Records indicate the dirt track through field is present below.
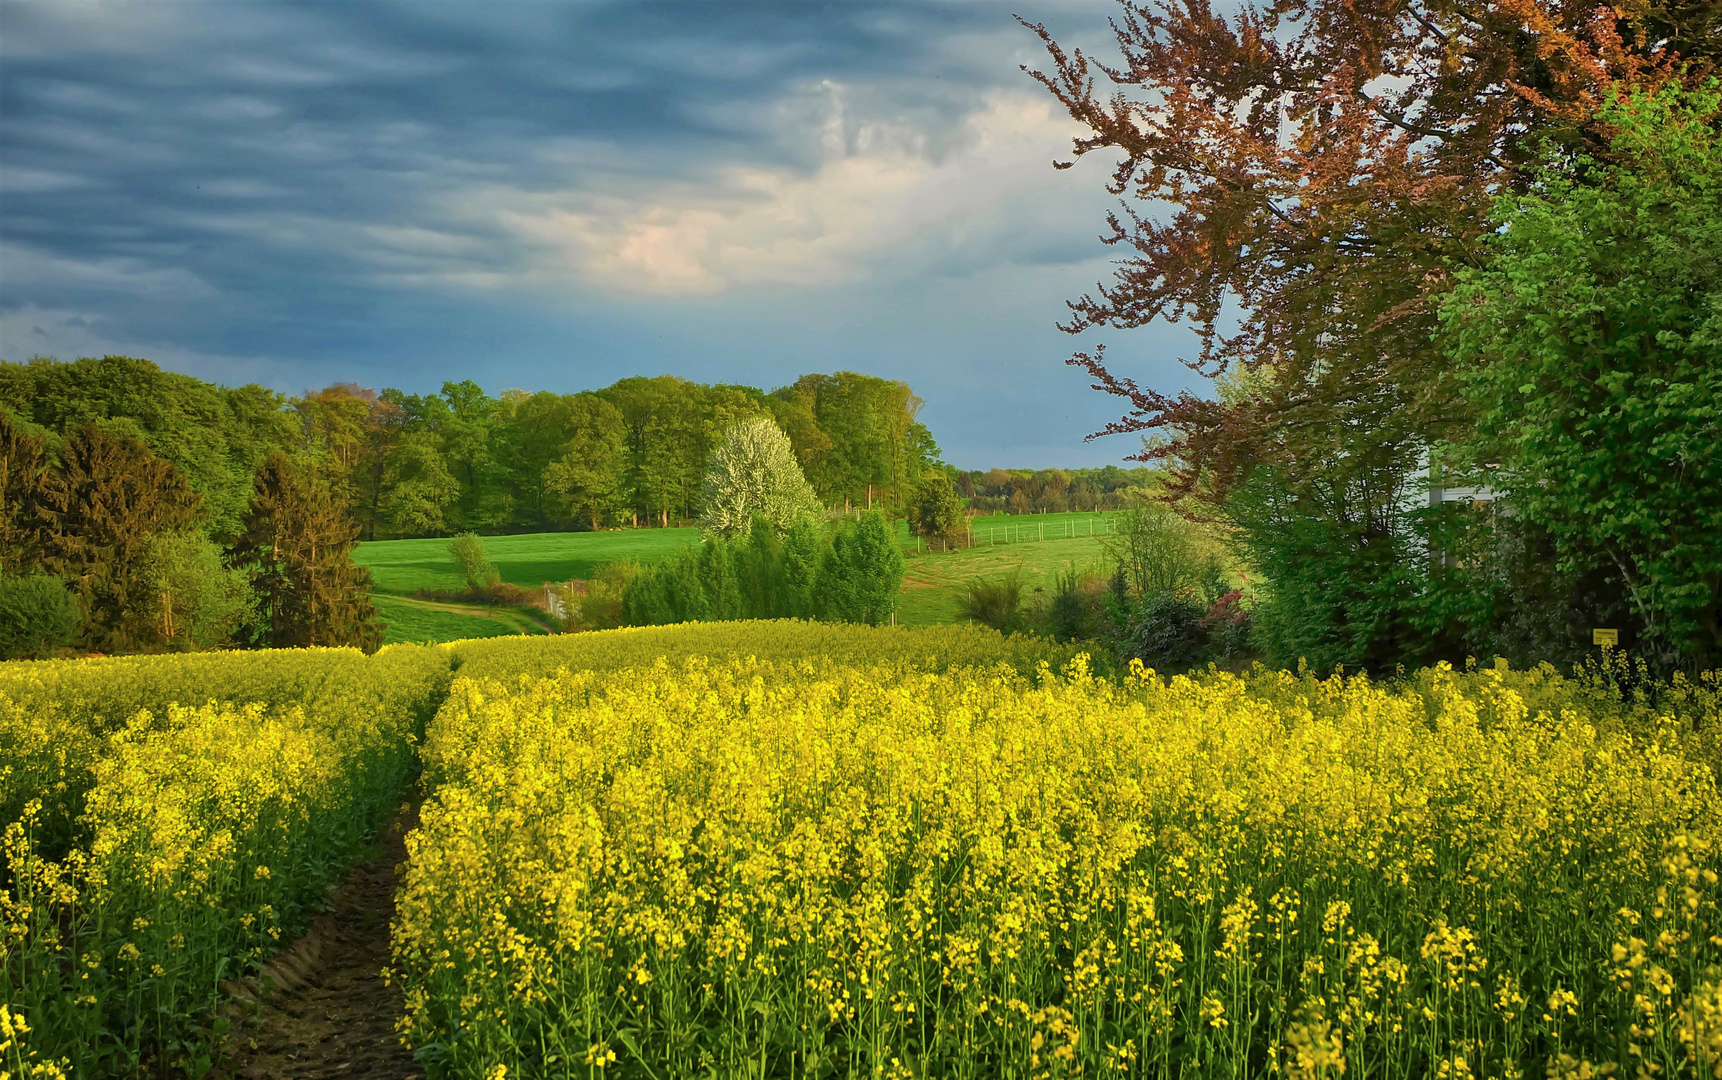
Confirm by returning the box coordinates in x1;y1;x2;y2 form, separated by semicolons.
217;806;423;1080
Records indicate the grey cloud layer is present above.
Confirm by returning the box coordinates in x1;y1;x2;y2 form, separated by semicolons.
0;0;1196;467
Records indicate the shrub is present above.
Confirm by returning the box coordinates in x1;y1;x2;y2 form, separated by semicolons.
780;517;823;619
1043;566;1109;643
819;512;904;626
0;573;80;660
1198;588;1254;668
1120;592;1209;673
560;560;639;632
959;570;1026;634
620;512;903;628
448;532;498;593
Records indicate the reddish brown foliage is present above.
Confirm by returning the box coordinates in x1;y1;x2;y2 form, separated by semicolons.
1021;0;1719;499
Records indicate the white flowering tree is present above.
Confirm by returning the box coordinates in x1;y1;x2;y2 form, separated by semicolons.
699;417;823;538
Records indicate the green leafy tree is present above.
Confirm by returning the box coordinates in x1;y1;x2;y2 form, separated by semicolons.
433;380;511;532
910;472;966;551
1439;81;1722;669
297;382;408;540
781;372;932;514
765;390;834;481
699;417;823;538
1230;469;1426;673
496;390;577;530
380;429;460;536
599;376;697;527
1;355;296;539
233;452;383;650
0;574;80;660
37;424;202;652
140;532;254;651
295;383;378;507
820;511;905;626
544;394;627;530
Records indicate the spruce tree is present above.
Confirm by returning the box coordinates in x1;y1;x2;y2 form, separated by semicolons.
37;423;202;652
0;412;51;578
821;511;904;626
779;517;824;619
234;452;383;650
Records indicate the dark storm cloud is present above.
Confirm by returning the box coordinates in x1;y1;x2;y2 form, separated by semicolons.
0;0;1201;467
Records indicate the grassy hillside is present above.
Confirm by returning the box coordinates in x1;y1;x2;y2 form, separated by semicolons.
897;536;1110;626
355;528;700;596
356;512;1128;642
370;594;551;645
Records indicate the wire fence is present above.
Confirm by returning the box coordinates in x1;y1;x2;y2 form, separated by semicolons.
905;515;1119;553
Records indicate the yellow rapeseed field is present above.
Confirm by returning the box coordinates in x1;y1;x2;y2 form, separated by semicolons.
395;650;1722;1079
4;623;1720;1079
1;644;449;1077
443;620;1087;682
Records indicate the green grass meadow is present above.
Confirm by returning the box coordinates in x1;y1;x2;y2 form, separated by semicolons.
356;512;1129;642
355;528;700;595
897;536;1112;626
369;594;522;644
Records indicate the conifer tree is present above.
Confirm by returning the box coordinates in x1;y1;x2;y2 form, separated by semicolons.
780;517;824;619
0;412;51;578
37;424;202;652
820;511;904;626
234;451;383;650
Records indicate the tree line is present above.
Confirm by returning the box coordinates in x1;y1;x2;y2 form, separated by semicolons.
954;466;1156;515
294;370;937;537
0;358;940;542
1026;3;1721;674
0;357;943;657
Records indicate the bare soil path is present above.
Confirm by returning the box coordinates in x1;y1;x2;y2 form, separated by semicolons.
217;806;423;1080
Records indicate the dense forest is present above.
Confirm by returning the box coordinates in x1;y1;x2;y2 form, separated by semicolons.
0;357;941;540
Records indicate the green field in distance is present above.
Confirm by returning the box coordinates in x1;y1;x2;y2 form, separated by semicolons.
355;511;1126;639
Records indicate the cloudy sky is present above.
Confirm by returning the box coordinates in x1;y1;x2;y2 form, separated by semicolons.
0;0;1206;469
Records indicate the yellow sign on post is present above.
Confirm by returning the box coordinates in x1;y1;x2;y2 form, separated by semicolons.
1593;628;1619;648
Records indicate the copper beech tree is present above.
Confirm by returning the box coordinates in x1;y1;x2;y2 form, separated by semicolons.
1021;0;1720;667
1025;0;1718;484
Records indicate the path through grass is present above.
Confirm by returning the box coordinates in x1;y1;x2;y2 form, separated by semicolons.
372;594;554;645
